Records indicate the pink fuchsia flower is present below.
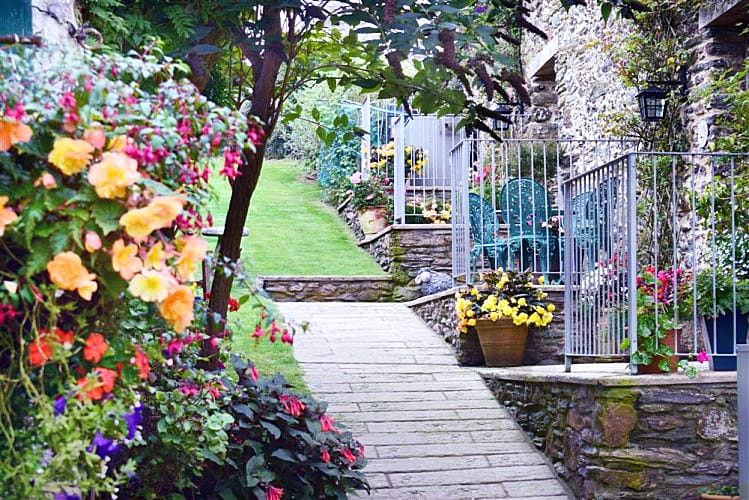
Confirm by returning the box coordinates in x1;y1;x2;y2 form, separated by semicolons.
697;350;709;363
281;330;294;344
349;172;362;185
280;394;306;417
250;365;259;381
265;486;283;500
320;414;335;432
321;448;330;463
180;382;200;397
253;324;265;338
340;447;357;463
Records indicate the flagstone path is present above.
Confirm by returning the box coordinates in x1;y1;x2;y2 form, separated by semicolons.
278;302;571;500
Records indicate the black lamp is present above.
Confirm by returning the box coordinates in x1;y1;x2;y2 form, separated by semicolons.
636;86;668;122
636;67;688;122
491;105;512;131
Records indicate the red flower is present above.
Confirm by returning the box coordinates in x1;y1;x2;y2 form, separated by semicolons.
29;337;52;366
53;327;75;347
321;449;330;464
77;367;118;401
132;347;150;379
84;333;108;363
250;366;259;381
228;297;239;312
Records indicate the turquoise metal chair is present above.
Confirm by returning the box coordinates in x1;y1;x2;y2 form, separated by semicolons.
468;193;509;275
498;178;557;279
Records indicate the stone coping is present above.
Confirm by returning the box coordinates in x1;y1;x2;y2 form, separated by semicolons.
357;223;453;246
405;286;462;307
257;275;391;282
476;362;737;387
405;284;564;308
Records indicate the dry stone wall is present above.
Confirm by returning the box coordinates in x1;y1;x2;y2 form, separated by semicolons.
257;276;393;302
484;373;738;499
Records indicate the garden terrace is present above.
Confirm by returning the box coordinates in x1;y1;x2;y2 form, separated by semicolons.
480;364;738;499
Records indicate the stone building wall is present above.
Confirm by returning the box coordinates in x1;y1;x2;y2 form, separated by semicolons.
521;1;635;146
32;0;79;49
484;371;738;499
407;286;566;366
521;1;747;154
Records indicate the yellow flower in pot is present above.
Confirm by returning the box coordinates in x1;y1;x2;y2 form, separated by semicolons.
455;269;554;366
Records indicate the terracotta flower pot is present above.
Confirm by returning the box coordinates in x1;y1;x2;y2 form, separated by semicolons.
637;329;679;374
474;318;529;367
357;206;388;235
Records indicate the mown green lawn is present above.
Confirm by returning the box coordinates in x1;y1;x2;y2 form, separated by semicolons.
206;159;384;391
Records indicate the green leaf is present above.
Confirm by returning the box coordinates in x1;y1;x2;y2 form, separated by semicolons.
260;420;281;439
271;449;298;462
601;3;613;22
91;199;125;235
24;239;54;276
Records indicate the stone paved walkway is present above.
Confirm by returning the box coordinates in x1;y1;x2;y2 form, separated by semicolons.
277;302;571;500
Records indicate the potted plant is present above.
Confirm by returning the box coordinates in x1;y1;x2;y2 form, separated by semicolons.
348;171;391;235
455;269;554;366
696;234;749;370
621;266;694;374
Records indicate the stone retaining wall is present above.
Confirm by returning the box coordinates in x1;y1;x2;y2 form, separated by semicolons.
257;276;393;302
338;201;453;301
407;286;566;366
482;367;738;499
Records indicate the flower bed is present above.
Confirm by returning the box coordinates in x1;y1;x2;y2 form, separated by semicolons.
0;47;367;498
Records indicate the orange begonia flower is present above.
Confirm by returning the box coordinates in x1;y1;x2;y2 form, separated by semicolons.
0;196;18;237
47;137;95;176
46;251;98;301
83;333;108;363
128;269;176;302
0;117;32;152
133;347;150;379
111;239;143;280
119;196;184;242
175;236;207;281
84;126;106;150
88;152;141;199
158;285;195;333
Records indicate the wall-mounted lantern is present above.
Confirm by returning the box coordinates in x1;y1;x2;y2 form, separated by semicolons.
637;67;688;123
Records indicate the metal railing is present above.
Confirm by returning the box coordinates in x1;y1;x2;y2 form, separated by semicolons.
450;137;636;284
563;152;749;372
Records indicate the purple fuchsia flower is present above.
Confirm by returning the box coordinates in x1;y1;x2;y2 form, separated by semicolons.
87;431;120;459
53;396;67;416
123;403;144;440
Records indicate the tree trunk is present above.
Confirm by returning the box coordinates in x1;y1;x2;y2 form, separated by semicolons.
200;7;283;369
203;142;266;367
